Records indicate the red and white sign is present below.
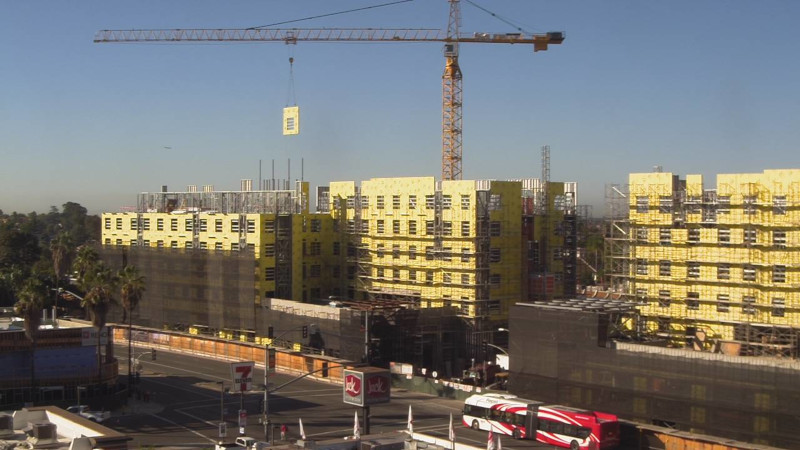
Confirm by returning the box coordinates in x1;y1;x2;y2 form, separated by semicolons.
343;368;390;406
366;373;389;398
230;361;255;392
345;374;362;398
81;327;109;346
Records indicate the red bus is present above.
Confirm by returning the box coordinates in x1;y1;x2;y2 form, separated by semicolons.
462;394;620;450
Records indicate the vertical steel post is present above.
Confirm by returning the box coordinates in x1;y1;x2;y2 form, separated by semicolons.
263;344;270;442
364;405;370;435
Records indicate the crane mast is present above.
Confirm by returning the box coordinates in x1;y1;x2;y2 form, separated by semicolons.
94;2;564;181
442;0;463;181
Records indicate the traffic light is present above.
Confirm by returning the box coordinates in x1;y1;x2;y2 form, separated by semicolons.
268;326;274;338
302;325;308;338
481;341;488;355
151;349;157;361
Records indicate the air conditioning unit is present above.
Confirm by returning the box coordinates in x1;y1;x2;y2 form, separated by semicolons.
29;422;57;445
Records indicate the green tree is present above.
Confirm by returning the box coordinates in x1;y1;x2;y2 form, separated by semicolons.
14;277;47;400
50;233;74;324
119;265;145;389
81;263;117;382
0;266;27;306
0;228;41;271
61;202;95;244
73;245;99;292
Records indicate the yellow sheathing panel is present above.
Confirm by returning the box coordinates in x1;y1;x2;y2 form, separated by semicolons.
486;181;523;320
628;169;800;349
283;106;299;135
685;174;704;197
102;209;345;308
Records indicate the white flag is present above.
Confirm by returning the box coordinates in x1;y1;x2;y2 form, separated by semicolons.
407;405;414;434
354;411;361;439
299;418;306;440
449;412;456;442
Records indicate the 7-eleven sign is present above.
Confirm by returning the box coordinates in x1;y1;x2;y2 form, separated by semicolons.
230;361;255;392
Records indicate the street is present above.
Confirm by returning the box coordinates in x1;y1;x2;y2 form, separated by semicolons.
112;345;554;448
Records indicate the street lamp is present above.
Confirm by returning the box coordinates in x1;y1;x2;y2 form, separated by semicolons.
217;381;227;438
263;325;311;444
76;386;86;407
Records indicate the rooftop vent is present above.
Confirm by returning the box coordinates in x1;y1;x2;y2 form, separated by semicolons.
29;422;57;445
0;414;12;438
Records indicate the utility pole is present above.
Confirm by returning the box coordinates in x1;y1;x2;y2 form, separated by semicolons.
263;344;271;444
363;310;370;363
262;325;307;444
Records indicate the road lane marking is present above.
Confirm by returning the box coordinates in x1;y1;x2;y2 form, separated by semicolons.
147;412;217;444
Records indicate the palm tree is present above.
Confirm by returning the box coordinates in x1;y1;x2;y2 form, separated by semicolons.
81;263;117;382
50;233;74;326
118;265;145;390
73;245;99;293
14;277;46;402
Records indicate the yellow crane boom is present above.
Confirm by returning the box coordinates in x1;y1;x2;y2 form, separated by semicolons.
94;1;564;180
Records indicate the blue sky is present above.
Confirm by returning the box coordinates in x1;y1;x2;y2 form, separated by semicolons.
2;1;799;216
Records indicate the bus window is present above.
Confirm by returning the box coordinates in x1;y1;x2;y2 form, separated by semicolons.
577;427;591;439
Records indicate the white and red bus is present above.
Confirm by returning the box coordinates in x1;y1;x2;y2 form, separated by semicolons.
462;394;620;450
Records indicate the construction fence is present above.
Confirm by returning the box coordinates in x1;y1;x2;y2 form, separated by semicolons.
508;304;800;449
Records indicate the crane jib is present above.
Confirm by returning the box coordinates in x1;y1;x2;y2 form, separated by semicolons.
93;28;564;46
94;10;564;181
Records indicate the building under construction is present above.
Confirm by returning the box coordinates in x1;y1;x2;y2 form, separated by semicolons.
606;168;800;356
505;167;800;447
101;175;578;374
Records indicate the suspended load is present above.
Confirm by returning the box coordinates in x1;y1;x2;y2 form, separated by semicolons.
282;56;299;135
283;106;299;135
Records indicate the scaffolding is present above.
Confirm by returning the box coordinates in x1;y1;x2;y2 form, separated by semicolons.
137;183;305;215
605;183;632;293
605;170;800;358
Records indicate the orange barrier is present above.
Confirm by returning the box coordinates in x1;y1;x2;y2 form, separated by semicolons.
113;326;353;385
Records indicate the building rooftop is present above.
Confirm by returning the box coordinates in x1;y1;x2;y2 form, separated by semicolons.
0;406;129;449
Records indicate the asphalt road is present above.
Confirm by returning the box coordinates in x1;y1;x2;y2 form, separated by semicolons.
111;345;554;449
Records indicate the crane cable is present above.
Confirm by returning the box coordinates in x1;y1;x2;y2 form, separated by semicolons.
463;0;533;35
248;0;414;30
286;50;297;107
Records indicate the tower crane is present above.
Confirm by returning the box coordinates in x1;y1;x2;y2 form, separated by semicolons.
94;0;564;181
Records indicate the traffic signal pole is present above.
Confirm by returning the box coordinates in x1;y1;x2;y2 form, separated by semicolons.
263;344;271;443
262;324;316;443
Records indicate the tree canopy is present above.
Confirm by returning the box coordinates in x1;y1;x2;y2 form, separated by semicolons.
0;202;100;307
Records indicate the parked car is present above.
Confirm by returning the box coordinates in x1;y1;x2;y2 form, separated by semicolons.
214;443;244;450
66;405;111;423
234;436;270;449
235;437;256;448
